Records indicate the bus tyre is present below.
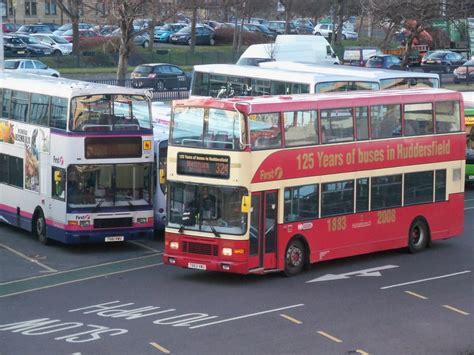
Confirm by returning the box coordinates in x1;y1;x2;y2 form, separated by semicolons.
35;210;50;245
284;239;305;276
408;218;428;253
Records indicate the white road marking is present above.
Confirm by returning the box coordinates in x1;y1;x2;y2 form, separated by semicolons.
317;330;342;343
381;270;471;290
464;206;474;210
404;291;429;300
129;241;162;253
0;253;162;286
307;265;399;283
188;304;305;329
442;305;470;316
0;243;57;273
0;263;163;298
279;314;302;324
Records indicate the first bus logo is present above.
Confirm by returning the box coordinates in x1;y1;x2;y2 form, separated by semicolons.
53;156;64;165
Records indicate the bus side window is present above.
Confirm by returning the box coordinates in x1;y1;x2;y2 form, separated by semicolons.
435;101;460;133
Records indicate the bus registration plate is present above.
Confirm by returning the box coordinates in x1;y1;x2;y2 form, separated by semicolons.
105;236;125;242
188;262;206;270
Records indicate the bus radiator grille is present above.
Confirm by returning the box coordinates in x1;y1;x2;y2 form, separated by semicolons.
94;217;133;229
183;241;218;256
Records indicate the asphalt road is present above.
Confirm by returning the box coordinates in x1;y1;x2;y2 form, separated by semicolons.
0;188;473;355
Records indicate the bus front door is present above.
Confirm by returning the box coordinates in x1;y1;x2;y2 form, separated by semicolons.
248;191;278;271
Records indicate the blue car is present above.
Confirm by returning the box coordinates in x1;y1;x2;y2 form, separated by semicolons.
154;23;187;43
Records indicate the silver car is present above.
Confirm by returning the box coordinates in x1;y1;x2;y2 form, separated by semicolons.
31;33;73;55
4;59;60;77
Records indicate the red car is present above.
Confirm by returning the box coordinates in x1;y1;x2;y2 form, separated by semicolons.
62;29;105;43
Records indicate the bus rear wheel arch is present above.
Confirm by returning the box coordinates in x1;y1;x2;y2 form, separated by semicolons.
284;236;309;276
33;208;51;245
408;217;430;253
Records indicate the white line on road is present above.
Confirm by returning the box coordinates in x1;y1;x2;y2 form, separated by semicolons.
189;304;305;329
0;263;163;298
381;270;471;290
0;243;57;273
464;206;474;210
129;241;163;253
150;342;171;353
0;253;162;286
464;198;474;202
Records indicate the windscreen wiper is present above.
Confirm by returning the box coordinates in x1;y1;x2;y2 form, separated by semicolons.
204;219;221;238
92;200;105;212
178;224;186;234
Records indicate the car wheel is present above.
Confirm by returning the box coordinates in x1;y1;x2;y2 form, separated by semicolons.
132;80;143;88
408;218;429;253
51;74;59;78
444;65;451;74
187;38;192;46
53;49;62;56
315;32;322;36
142;40;150;48
284;239;306;276
342;34;347;40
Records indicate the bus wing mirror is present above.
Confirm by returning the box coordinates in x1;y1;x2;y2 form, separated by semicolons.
159;168;166;185
54;170;62;182
241;196;251;213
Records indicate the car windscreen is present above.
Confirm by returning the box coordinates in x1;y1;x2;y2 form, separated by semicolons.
427;52;448;59
4;61;20;69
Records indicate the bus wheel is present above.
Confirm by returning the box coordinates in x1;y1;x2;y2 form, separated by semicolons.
34;210;50;245
408;218;428;253
284;239;305;276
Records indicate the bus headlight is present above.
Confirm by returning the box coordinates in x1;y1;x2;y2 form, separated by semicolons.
79;220;90;228
137;217;147;224
222;247;233;256
170;242;179;250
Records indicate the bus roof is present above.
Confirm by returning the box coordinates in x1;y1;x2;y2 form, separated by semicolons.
0;71;149;99
259;61;440;81
193;64;380;85
175;88;461;115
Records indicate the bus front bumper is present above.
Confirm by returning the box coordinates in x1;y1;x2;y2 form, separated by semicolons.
48;226;154;244
164;253;250;274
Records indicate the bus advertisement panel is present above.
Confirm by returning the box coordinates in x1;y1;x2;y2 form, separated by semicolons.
164;89;464;275
0;72;154;244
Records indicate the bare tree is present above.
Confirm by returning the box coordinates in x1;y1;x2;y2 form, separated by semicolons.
55;0;82;55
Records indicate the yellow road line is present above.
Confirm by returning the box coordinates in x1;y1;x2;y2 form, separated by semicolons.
443;305;470;316
404;290;429;300
150;342;171;353
279;314;302;324
317;331;342;343
356;350;370;355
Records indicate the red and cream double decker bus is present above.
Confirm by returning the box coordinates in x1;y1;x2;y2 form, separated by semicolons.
0;72;154;244
164;89;465;275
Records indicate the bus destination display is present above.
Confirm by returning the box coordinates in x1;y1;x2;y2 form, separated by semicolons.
177;153;230;179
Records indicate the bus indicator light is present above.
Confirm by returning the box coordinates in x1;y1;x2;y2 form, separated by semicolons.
143;140;152;151
233;248;245;254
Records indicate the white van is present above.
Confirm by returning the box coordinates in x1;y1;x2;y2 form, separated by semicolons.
236;35;339;66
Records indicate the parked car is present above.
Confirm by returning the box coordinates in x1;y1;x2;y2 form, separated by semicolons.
267;21;297;34
366;54;402;70
421;50;465;73
169;25;215;46
243;23;276;39
3;35;28;57
108;29;150;48
16;24;52;34
4;59;60;77
31;33;73;55
453;59;474;83
14;34;54;56
130;63;191;91
313;23;358;40
154;23;187;42
92;25;119;36
53;23;93;36
342;47;382;66
34;22;61;32
61;29;104;44
2;23;21;33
